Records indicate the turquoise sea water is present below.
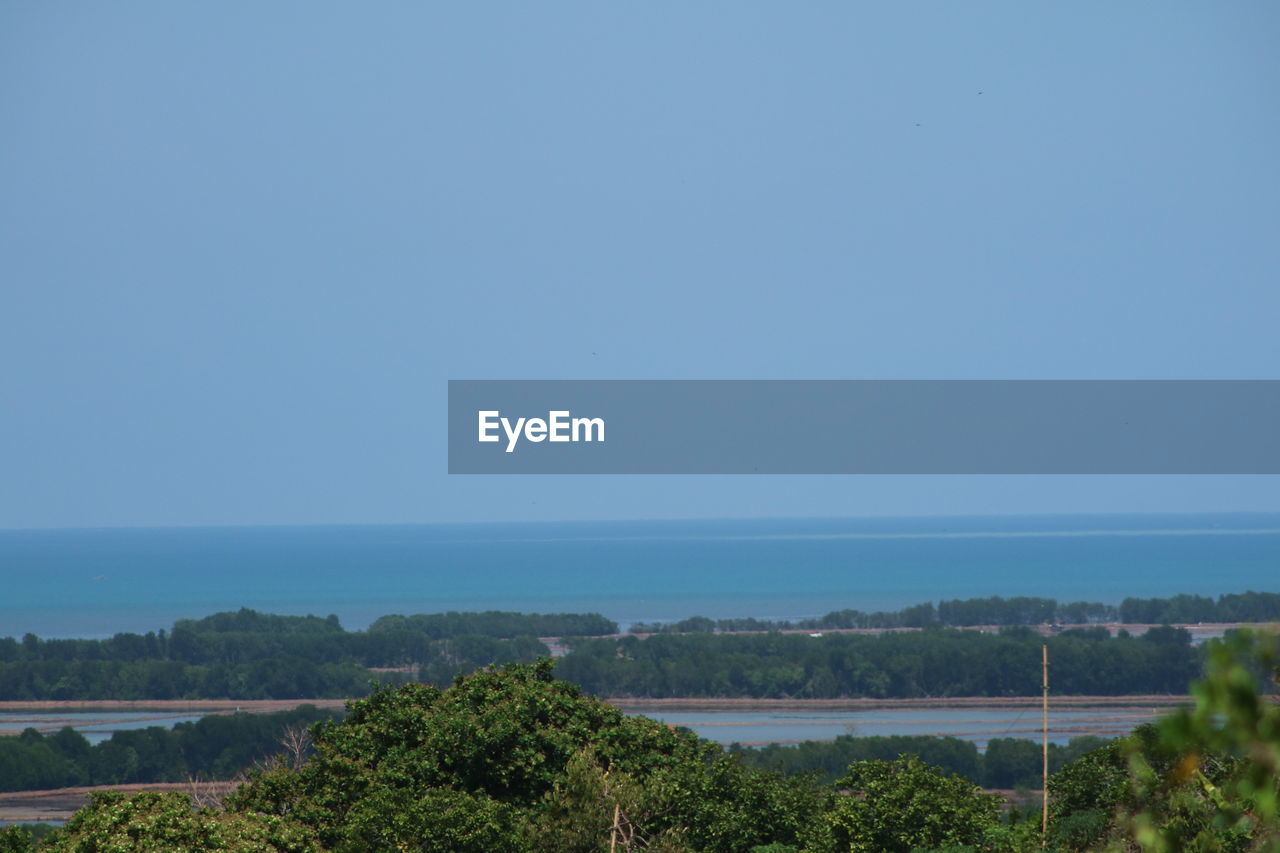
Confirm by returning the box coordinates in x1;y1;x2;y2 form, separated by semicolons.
2;514;1278;639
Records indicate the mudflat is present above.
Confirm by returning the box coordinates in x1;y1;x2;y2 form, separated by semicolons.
0;698;349;713
0;781;240;823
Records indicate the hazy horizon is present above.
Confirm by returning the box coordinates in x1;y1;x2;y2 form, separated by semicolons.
4;4;1277;527
3;508;1280;534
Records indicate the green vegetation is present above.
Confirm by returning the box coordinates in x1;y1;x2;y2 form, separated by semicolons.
1118;591;1280;625
0;706;341;791
0;591;1273;706
1;629;1276;851
1;593;1274;701
43;791;319;852
366;610;618;638
0;657;387;701
1046;628;1280;852
220;660;824;852
633;590;1280;634
811;754;1009;853
0;617;1213;702
0;718;1106;801
732;734;1112;789
0;608;616;700
558;626;1202;698
0;662;1045;852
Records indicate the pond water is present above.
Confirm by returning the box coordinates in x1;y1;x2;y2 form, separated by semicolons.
639;707;1160;747
0;711;206;744
1;706;1160;748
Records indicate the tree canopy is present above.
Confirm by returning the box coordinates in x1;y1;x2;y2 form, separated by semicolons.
6;628;1278;852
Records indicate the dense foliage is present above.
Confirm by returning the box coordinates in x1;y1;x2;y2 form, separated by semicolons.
0;608;618;700
1117;591;1280;625
366;610;618;639
1042;628;1280;852
44;790;320;852
558;626;1203;698
4;663;1047;852
811;754;1009;853
632;591;1280;634
733;733;1112;789
9;617;1207;702
1;594;1273;700
2;632;1276;852
225;660;824;852
0;706;341;791
0;657;388;701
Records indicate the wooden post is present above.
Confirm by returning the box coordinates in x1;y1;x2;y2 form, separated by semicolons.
1042;642;1049;847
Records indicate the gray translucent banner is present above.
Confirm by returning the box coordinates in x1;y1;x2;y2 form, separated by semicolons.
447;380;1280;474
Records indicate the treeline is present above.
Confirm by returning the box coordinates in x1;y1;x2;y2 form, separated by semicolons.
631;597;1075;634
0;658;394;701
0;705;342;792
730;734;1110;789
1;622;1209;700
556;625;1203;698
4;636;1275;853
3;595;1273;701
631;590;1280;634
1116;590;1280;624
0;608;617;700
2;609;613;667
367;611;617;639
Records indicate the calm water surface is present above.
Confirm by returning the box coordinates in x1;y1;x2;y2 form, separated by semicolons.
0;707;1158;748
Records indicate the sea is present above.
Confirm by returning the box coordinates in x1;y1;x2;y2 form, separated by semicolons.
2;513;1278;640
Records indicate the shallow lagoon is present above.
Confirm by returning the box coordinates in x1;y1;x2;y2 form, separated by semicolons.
0;711;206;744
643;707;1160;746
1;706;1159;748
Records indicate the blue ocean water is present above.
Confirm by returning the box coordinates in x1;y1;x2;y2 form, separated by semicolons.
2;514;1278;639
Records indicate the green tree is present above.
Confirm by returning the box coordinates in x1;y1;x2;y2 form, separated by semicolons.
228;660;817;852
0;827;35;853
1047;736;1134;851
41;791;318;853
1047;629;1280;852
806;754;1002;853
985;738;1044;790
1108;630;1280;852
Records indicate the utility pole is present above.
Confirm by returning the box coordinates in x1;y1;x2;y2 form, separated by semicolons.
1042;642;1049;847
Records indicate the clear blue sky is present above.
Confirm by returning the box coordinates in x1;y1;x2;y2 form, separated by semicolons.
2;3;1278;528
